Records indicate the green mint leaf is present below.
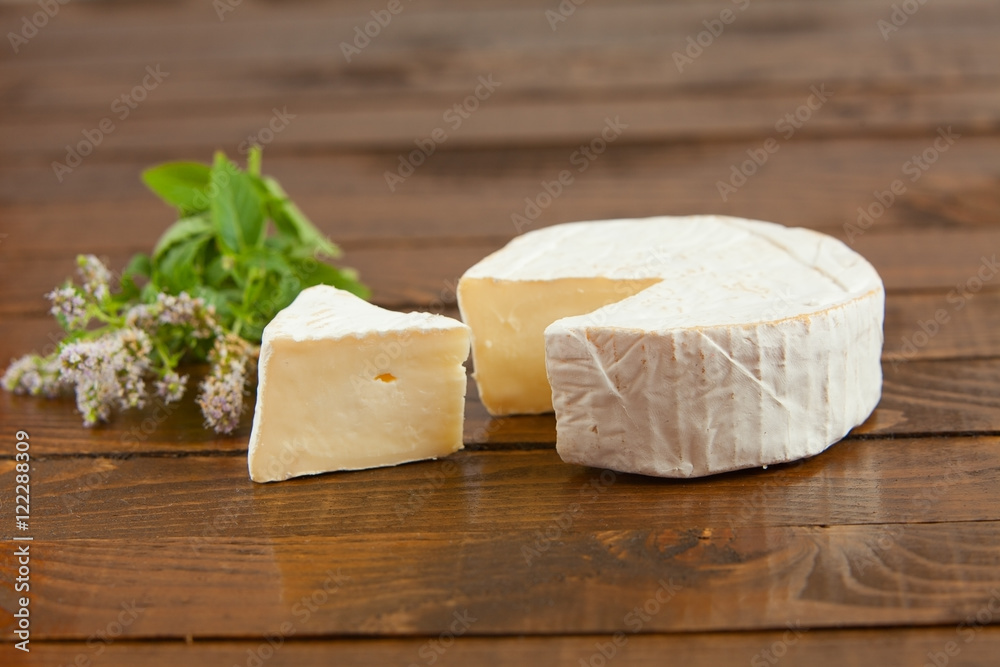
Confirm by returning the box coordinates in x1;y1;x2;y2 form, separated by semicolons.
209;152;264;254
122;252;151;281
230;174;265;248
152;216;213;263
140;281;159;302
141;162;211;214
259;176;340;258
240;245;296;275
204;253;233;289
154;235;210;293
209;154;242;254
193;285;238;319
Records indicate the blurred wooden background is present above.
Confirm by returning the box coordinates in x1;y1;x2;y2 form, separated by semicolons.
2;0;1000;665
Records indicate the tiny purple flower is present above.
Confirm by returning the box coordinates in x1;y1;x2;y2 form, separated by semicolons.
1;354;67;398
47;286;89;330
155;371;188;404
76;254;112;302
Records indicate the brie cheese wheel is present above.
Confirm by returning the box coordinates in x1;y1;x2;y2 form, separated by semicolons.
458;216;884;477
248;285;471;483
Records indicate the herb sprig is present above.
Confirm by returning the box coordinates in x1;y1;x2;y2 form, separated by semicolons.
140;147;367;340
2;147;367;433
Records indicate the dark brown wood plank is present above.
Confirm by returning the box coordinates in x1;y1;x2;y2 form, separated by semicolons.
2;522;999;638
2;350;999;456
11;629;1000;667
4;90;999;160
4;436;999;540
858;358;1000;437
3;0;999;175
8;59;1000;126
3;0;998;118
6;240;1000;384
5;227;1000;315
3;138;998;262
5;137;998;214
3;289;1000;457
2;0;998;654
882;290;1000;362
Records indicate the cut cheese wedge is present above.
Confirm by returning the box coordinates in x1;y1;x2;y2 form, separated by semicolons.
248;285;470;483
458;216;884;478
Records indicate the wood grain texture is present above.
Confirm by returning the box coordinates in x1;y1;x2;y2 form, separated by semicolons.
3;437;999;540
3;0;1000;660
4;139;998;261
5;227;1000;314
2;523;999;638
2;0;998;125
2;353;1000;457
5;90;1000;159
3;285;1000;458
9;629;1000;667
7;272;1000;374
858;358;1000;437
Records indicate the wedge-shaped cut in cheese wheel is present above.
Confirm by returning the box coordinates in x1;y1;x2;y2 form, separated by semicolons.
458;216;884;478
248;285;471;483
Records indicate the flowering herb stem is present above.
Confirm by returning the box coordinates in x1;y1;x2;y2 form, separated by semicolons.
2;147;367;434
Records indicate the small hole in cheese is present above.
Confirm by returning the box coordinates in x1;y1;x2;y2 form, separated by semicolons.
374;373;396;383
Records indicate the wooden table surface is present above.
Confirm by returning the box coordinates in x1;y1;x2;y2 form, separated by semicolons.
3;0;1000;664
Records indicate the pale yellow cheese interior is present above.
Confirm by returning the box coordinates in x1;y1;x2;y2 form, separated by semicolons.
458;277;658;415
250;327;469;482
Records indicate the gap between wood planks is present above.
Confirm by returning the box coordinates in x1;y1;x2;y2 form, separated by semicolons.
11;626;1000;667
6;432;1000;463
